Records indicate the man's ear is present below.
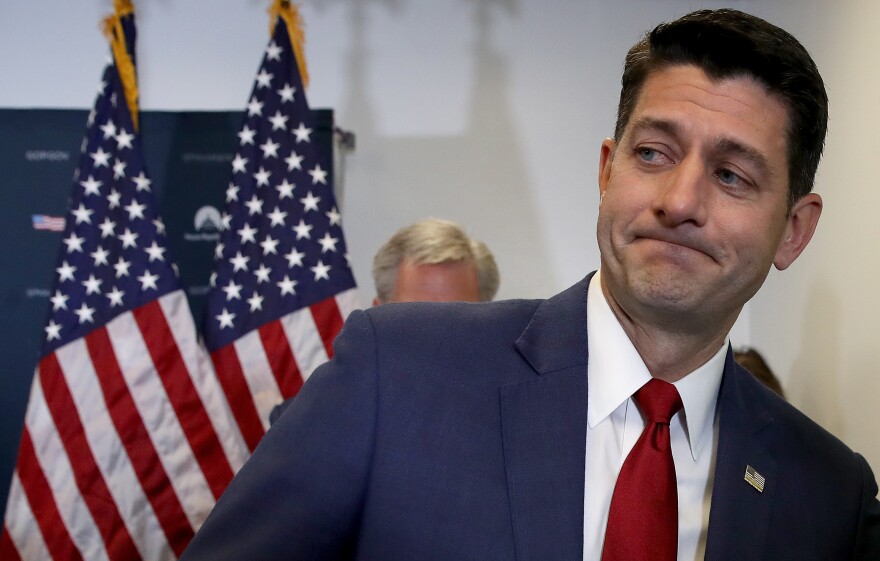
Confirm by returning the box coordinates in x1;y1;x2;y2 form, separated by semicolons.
372;297;381;307
598;138;616;202
774;193;823;270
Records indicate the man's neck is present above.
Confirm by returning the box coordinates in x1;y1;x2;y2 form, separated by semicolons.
599;276;732;383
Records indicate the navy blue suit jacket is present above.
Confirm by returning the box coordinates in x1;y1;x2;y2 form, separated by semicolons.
181;276;880;560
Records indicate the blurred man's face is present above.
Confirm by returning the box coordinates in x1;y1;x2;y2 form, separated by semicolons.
377;259;481;304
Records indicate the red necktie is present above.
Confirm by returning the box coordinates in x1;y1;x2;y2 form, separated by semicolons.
601;378;683;561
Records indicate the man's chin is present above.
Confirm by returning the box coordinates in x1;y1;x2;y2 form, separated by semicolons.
624;273;708;315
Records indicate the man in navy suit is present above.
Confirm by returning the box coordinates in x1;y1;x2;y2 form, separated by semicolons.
181;9;880;560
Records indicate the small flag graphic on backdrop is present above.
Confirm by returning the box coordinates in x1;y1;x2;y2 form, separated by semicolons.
31;214;67;232
1;2;247;559
203;0;359;452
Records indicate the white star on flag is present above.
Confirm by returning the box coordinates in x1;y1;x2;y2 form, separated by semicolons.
230;251;251;272
132;171;151;191
276;178;295;198
124;199;146;220
91;245;111;266
144;241;166;262
116;128;135;149
82;274;103;295
310;260;331;281
137;270;160;290
239;125;257;145
232;154;249;173
308;163;328;184
57;260;77;281
318;232;339;253
91;146;111;167
267;206;288;226
292;122;312;143
50;290;69;311
64;233;86;253
260;138;281;158
247;293;265;312
266;40;283;61
253;167;272;187
80;175;103;195
255;69;274;88
72;204;94;224
217;308;236;328
222;280;244;300
106;286;125;307
74;302;96;324
269;110;289;131
277;83;296;102
113;158;127;178
44;320;62;341
254;264;272;283
300;191;321;212
284;151;303;171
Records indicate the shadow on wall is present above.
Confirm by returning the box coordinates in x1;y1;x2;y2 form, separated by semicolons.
326;0;554;299
787;279;842;437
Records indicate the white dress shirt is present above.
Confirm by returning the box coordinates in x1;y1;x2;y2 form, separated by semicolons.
582;271;726;561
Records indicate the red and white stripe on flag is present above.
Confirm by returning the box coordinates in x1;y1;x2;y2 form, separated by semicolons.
211;288;359;451
0;291;249;560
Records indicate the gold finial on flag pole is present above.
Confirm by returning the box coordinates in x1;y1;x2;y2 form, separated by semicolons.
102;0;140;131
269;0;310;89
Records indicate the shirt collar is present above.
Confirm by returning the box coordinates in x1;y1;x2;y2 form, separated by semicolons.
586;270;726;461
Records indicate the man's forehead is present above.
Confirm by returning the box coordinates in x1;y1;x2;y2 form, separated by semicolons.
622;65;792;140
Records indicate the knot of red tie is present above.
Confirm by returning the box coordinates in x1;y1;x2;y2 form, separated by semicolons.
634;378;683;425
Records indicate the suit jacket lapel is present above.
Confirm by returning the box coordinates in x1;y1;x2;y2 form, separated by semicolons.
501;276;592;561
705;352;777;561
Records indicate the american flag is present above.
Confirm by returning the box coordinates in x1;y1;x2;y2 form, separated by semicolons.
1;5;247;560
203;6;359;452
31;215;67;232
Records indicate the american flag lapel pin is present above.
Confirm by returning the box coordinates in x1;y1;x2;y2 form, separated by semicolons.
744;465;766;493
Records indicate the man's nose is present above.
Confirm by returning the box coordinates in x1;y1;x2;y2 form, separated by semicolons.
652;157;709;227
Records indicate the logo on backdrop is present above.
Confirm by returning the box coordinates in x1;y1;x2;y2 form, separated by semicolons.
185;205;222;242
194;205;222;232
25;150;70;162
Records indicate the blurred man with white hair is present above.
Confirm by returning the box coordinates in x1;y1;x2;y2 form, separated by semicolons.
371;218;499;305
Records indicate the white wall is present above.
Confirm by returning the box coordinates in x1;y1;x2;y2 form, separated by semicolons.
2;1;877;469
747;0;880;469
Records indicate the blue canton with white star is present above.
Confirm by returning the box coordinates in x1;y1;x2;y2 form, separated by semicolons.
203;20;356;351
43;58;179;355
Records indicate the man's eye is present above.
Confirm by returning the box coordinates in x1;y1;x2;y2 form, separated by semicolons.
717;168;742;186
638;148;660;162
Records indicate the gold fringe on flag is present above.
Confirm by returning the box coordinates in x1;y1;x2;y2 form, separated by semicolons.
269;0;310;89
102;0;140;131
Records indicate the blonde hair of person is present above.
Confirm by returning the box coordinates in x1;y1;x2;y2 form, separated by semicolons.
372;218;500;303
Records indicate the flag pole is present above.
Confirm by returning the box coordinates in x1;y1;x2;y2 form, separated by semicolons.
102;0;139;131
269;0;310;89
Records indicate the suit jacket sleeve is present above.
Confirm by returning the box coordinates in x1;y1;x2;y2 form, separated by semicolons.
180;310;379;561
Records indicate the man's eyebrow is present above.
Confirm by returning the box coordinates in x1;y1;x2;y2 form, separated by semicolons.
712;137;774;178
628;116;681;138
